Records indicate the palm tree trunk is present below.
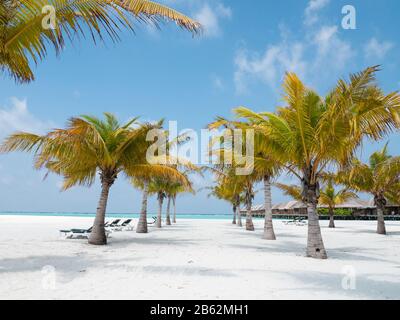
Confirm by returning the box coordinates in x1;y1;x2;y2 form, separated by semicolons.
156;194;163;228
237;205;242;227
173;196;177;223
263;176;276;240
304;182;327;259
245;190;255;231
136;181;149;234
328;206;335;228
232;204;237;224
375;195;387;235
89;174;114;245
166;196;172;225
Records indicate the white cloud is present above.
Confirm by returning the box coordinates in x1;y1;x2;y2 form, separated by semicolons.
364;38;394;60
0;98;54;138
194;3;232;38
304;0;330;26
234;1;355;94
234;41;306;94
313;25;354;69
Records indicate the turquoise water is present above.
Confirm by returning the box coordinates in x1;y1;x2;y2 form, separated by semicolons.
0;211;236;220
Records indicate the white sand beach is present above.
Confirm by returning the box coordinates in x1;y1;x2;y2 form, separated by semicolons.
0;215;400;300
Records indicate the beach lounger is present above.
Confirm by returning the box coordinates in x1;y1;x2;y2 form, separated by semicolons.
147;216;158;225
109;219;134;231
60;226;111;239
59;226;93;239
105;219;121;228
283;217;307;226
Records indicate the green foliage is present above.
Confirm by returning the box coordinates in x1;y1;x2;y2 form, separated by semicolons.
318;208;353;216
0;0;201;83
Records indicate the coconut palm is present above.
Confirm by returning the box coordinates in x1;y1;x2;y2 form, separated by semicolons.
338;145;400;234
147;177;168;228
0;113;188;245
275;183;302;201
0;0;201;83
131;178;151;233
386;183;400;205
319;181;358;228
235;66;400;259
248;127;282;239
208;119;277;233
206;183;241;225
224;171;255;231
166;180;194;224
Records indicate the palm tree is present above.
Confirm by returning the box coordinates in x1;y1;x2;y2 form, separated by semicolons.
338;145;400;234
148;178;168;228
0;113;187;245
206;183;241;225
386;183;400;205
223;171;256;231
131;178;151;233
0;0;201;83
208;119;276;233
235;66;400;259
275;182;302;201
166;180;194;224
319;181;358;228
242;178;255;231
250;129;282;239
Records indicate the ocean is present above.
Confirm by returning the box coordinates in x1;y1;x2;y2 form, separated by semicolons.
0;211;240;220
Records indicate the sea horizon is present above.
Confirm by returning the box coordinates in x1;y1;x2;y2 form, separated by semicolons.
0;211;238;219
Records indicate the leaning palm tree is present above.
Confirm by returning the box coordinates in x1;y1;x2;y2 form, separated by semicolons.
319;181;358;228
0;113;188;245
235;66;400;259
0;0;201;83
338;145;400;234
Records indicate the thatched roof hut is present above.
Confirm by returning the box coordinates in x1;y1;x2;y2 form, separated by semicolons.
241;198;400;217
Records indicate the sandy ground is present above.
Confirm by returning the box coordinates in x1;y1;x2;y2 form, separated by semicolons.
0;215;399;300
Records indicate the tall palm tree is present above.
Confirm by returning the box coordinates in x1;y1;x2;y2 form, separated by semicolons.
235;66;400;259
0;0;201;83
147;177;168;228
223;170;256;231
210;118;282;239
133;129;197;230
275;182;302;201
0;113;187;245
338;145;400;234
248;127;281;239
166;180;194;224
319;181;358;228
206;183;241;225
131;177;151;233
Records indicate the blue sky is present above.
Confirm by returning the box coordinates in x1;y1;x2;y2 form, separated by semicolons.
1;0;400;214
